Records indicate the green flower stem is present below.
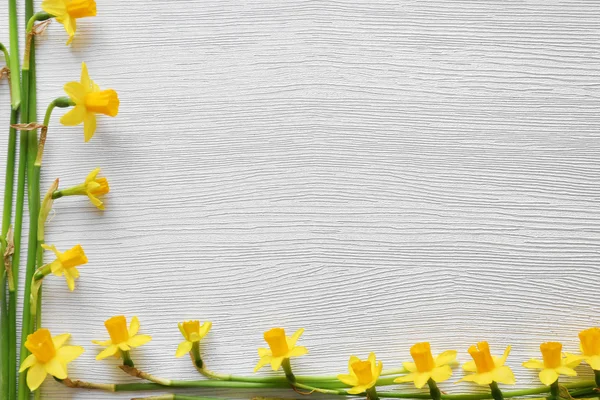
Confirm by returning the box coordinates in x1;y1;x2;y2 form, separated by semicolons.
595;370;600;388
122;350;135;367
0;109;17;400
489;382;503;400
9;114;26;400
427;379;442;400
35;97;73;167
131;396;224;400
57;376;596;398
191;342;203;368
282;358;296;383
17;0;39;395
8;0;20;110
367;387;381;400
550;381;559;400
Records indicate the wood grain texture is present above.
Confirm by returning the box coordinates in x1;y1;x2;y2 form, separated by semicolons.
1;0;600;398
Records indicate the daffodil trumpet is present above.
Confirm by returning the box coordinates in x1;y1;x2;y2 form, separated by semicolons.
35;97;74;167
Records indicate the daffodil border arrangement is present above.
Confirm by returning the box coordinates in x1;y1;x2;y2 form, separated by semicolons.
0;2;600;400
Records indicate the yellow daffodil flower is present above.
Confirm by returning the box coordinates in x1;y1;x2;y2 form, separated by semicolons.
61;62;119;141
337;353;383;394
92;316;152;360
19;328;84;391
175;320;212;358
254;327;308;372
40;244;88;291
395;342;457;389
567;327;600;370
459;342;515;385
523;342;582;385
40;0;97;44
59;168;110;210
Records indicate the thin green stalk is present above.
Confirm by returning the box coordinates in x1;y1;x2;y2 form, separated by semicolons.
9;121;26;400
8;0;21;109
0;109;18;400
17;0;38;393
57;376;597;398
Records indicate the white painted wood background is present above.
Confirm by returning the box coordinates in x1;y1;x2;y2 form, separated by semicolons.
1;0;600;398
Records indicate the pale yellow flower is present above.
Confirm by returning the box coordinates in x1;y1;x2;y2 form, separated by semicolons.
19;328;84;391
394;342;456;389
61;62;119;141
41;244;88;291
92;316;152;360
337;352;382;394
459;342;515;385
523;342;582;385
254;328;308;372
40;0;97;44
60;168;109;210
175;320;212;358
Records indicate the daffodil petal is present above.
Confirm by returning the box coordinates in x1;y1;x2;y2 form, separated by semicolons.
83;111;97;142
471;372;494;385
56;345;84;363
129;316;140;337
565;354;583;369
45;358;68;379
394;373;415;384
587;355;600;370
63;82;86;104
19;354;38;372
118;343;130;352
493;366;516;385
539;369;559;386
288;346;307;358
96;344;118;360
523;359;544;369
431;365;452;383
127;334;152;348
26;362;47;391
254;355;271;372
435;350;457;366
60;105;86;126
41;0;67;17
414;372;432;389
403;361;417;372
270;356;285;371
175;341;193;358
462;360;477;372
198;322;212;339
498;345;511;366
92;339;112;346
81;62;91;89
555;366;577;376
337;374;359;387
257;347;271;357
52;333;71;349
287;328;304;348
347;385;368;395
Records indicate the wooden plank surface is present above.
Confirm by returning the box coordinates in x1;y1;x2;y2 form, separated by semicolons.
0;0;599;398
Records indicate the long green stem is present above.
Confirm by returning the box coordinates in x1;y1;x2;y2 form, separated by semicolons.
17;0;38;395
9;120;26;400
0;109;18;400
8;0;20;110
